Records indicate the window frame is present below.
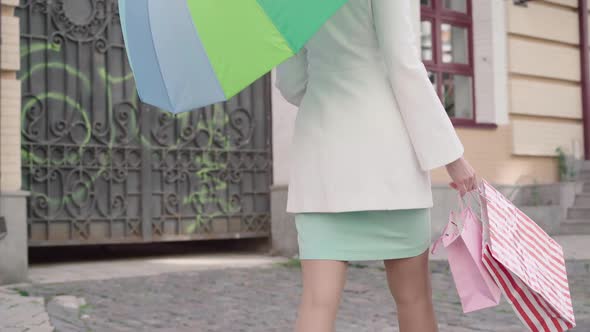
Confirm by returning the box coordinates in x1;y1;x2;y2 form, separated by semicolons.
420;0;476;126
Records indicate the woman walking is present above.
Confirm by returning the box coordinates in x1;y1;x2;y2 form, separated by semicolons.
275;0;477;331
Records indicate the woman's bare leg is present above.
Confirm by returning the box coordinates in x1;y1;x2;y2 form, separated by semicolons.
383;248;438;332
295;260;348;332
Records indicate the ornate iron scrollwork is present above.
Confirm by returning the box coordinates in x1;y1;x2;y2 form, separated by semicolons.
17;0;272;246
51;0;111;42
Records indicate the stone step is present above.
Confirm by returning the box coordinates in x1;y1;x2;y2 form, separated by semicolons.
567;207;590;219
558;220;590;235
573;193;590;207
581;182;590;193
580;161;590;171
562;217;590;224
578;170;590;181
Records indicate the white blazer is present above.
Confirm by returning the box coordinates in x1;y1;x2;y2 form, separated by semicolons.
276;0;465;213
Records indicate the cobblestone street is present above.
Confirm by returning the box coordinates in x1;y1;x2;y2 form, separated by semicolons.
9;259;590;332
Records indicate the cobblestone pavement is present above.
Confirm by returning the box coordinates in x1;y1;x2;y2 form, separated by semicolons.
12;259;590;332
0;287;53;332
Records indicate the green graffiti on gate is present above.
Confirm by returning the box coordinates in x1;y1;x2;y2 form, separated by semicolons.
20;41;240;234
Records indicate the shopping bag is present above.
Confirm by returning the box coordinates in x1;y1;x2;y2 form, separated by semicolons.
431;194;502;313
477;178;576;331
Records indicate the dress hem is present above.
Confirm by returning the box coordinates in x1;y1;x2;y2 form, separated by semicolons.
298;240;432;262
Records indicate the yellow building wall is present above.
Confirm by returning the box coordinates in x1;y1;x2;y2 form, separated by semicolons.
431;125;559;185
432;0;581;186
1;0;22;192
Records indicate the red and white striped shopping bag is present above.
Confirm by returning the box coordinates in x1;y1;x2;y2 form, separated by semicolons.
477;179;576;331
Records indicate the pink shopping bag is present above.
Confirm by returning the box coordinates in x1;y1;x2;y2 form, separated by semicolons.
478;178;576;331
431;194;502;313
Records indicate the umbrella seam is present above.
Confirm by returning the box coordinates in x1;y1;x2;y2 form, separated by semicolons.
254;0;296;53
146;0;174;111
181;0;227;102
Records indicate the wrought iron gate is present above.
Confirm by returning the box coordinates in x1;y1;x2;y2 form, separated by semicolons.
17;0;272;246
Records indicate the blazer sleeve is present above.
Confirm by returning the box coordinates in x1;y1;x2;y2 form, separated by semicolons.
275;47;309;107
371;0;465;171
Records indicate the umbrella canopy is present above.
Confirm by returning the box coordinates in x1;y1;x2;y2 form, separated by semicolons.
119;0;348;113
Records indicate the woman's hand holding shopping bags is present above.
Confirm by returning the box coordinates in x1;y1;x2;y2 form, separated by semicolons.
446;156;478;195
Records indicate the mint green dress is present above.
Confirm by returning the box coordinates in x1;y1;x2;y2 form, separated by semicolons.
295;209;431;261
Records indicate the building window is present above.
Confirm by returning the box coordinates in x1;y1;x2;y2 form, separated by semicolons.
420;0;475;124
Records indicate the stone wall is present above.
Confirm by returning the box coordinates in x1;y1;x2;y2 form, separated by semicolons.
1;0;28;285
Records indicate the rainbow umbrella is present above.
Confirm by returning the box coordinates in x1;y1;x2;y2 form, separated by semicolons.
119;0;348;114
